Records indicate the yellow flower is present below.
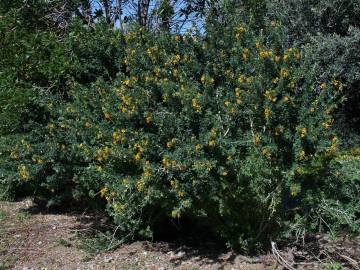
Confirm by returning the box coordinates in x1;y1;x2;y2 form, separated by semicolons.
191;98;202;112
136;179;145;192
166;138;176;148
162;94;168;103
254;134;261;146
145;115;152;124
290;191;297;197
143;169;152;177
300;127;307;138
171;209;181;218
195;144;202;151
18;165;29;180
134;152;141;161
280;68;289;78
175;35;180;41
10;151;18;160
272;77;279;84
224;100;230;107
283;96;289;102
274;56;281;62
238;74;247;83
261;148;271;158
170;180;178;188
222;171;228;176
264;90;277;102
200;74;206;84
320;83;327;90
162;157;172;168
255;41;261;49
283;54;289;61
122;79;130;86
100;187;108;197
208;139;216;147
322;119;334;129
104;112;112;121
235;26;246;39
259;50;270;59
299;150;306;160
264;107;271;120
242;48;250;61
177;191;185;198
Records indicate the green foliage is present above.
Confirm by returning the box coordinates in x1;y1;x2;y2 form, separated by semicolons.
0;0;358;253
267;0;360;145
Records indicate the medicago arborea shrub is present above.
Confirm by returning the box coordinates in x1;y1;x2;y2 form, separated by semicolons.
11;21;342;251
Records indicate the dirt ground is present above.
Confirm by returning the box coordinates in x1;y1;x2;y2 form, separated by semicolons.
0;199;359;270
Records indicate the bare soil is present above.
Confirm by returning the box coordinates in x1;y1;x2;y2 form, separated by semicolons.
0;199;359;270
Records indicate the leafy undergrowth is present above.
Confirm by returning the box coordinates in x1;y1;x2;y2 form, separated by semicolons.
0;199;359;270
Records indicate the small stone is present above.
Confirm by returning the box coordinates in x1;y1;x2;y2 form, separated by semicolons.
143;251;148;256
38;241;42;245
176;251;185;257
104;256;113;263
52;226;57;230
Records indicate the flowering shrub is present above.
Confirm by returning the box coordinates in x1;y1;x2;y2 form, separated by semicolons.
1;16;349;251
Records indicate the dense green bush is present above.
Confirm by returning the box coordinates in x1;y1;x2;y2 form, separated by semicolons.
1;0;359;252
3;19;349;250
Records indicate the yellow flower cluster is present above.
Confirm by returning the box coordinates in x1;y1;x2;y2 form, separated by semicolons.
95;146;111;162
145;113;152;124
18;165;29;180
119;94;137;114
112;129;126;144
195;144;202;151
235;88;241;104
328;136;338;154
280;68;289;78
264;107;271;120
238;74;252;84
133;142;147;161
162;156;177;168
191;98;202;112
200;74;214;86
259;50;273;59
235;26;246;39
264;90;277;102
299;150;306;160
10;150;18;160
254;133;261;146
32;155;44;164
299;127;307;138
261;147;271;158
322;119;334;129
242;48;250;61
